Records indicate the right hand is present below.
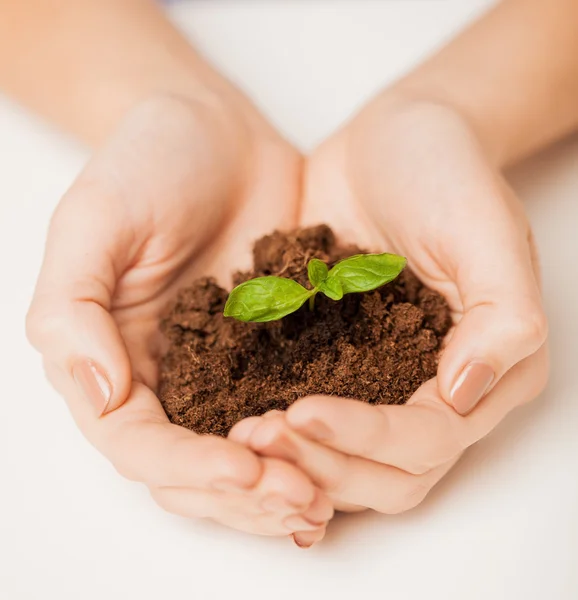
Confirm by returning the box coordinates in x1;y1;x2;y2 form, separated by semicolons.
232;98;549;536
26;90;332;539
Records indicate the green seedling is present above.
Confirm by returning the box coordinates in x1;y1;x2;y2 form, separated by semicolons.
224;252;407;323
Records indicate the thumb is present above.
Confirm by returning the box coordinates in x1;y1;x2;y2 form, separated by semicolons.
437;224;547;416
26;193;133;416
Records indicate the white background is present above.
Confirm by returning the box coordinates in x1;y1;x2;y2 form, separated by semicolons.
1;2;577;599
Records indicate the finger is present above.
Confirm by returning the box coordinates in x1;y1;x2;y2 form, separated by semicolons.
251;457;324;518
292;525;327;549
229;417;262;445
248;415;455;513
242;461;333;535
287;344;548;474
228;411;284;445
230;416;335;530
232;414;366;513
437;183;547;415
47;360;333;535
44;363;265;490
229;415;322;514
287;392;460;474
298;487;334;528
26;186;135;416
26;95;234;416
149;487;280;535
103;414;262;491
149;486;218;520
150;460;333;536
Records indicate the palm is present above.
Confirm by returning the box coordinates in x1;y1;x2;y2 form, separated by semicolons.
231;103;546;523
302;131;458;314
28;95;330;539
95;98;301;390
299;100;544;428
302;133;391;253
303;107;531;329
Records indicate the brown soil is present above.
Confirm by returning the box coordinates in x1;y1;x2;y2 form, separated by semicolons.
159;225;451;436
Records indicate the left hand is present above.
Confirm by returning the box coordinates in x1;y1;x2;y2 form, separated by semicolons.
229;97;549;546
26;92;332;539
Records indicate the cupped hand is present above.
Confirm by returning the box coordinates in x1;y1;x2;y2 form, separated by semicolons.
26;91;333;538
232;98;549;535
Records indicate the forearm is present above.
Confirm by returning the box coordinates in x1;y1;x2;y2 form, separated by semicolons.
391;0;578;167
0;0;227;144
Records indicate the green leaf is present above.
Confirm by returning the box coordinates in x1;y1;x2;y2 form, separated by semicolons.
307;258;329;288
224;276;314;322
318;277;343;301
326;253;406;295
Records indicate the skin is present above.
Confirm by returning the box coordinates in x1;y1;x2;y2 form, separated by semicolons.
27;91;337;538
231;99;551;533
12;1;330;538
2;0;576;544
234;0;578;544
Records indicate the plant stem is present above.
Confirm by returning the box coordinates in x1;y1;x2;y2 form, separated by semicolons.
308;289;318;311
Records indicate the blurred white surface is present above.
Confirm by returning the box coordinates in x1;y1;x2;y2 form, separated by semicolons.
0;2;577;599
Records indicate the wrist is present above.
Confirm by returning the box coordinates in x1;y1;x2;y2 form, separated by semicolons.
0;0;249;147
360;85;507;168
83;56;234;145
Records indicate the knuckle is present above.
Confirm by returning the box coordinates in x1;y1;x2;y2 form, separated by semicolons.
522;345;551;405
26;304;68;352
405;463;433;476
200;437;249;479
149;490;175;516
321;456;351;496
148;487;166;508
509;308;548;350
24;304;49;348
149;488;198;519
385;482;430;515
111;456;141;483
323;472;346;495
525;310;549;348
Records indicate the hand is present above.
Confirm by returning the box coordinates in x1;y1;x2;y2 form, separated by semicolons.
26;91;333;538
230;98;549;537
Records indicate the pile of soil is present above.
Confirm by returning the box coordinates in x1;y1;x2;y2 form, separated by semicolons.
159;225;451;436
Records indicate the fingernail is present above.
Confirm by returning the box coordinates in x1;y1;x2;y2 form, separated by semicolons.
292;533;313;549
296;419;333;442
260;494;301;514
283;515;325;531
72;359;111;416
450;361;495;415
